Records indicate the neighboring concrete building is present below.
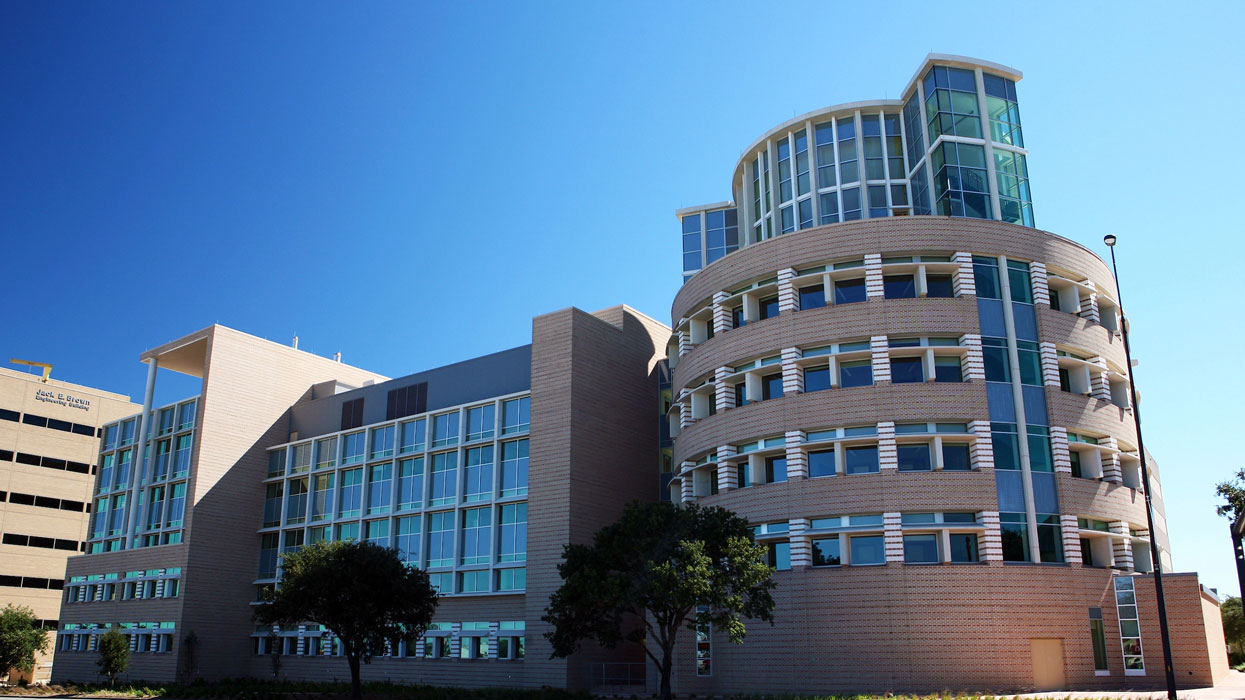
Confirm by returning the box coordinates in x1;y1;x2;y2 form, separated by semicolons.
0;366;137;683
52;309;669;689
664;54;1226;692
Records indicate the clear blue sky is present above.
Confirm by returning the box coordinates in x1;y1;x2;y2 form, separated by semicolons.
3;2;1243;595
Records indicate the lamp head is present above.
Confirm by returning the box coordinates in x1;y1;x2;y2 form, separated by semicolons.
1104;234;1117;247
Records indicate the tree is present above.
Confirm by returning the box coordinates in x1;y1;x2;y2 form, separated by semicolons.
255;540;438;700
543;501;776;700
0;604;48;683
1215;468;1245;519
1223;596;1245;663
96;628;129;686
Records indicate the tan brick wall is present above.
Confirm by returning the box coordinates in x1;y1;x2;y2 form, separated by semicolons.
0;368;138;682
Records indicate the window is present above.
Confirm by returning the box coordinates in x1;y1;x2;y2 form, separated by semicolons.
926;274;954;298
682;213;702;272
805;366;831;392
152;440;170;481
765;456;787;484
1017;341;1042;386
1089;607;1109;672
167;483;186;528
808;448;835;478
1007;260;1033;304
890;357;924;384
696;606;712;677
759;296;779;321
734;383;748;408
430;452;457;506
845;445;879;475
942;443;971;471
904;534;939;563
267;449;286;478
367;463;392;515
812;536;841;566
258;534;279;578
285;479;309;525
97;455;114;494
897;444;931;471
432;412;459;448
290;443;311;474
385;382;427;421
342;432;365;465
934;356;963;382
1114;577;1145;673
338;468;363;518
395;516;420;565
370;426;394;460
1000;512;1028;561
834;277;866;304
464;446;494;502
177;401;196;431
850;535;885;565
839;360;872;388
310;473;334;521
465;404;495;442
500;440;529;497
502;397;530;435
497;568;526;592
731;305;745;329
427;512;455;568
982;338;1009;382
799;284;825;310
949;533;979;562
761;373;783;401
316;437;337;469
766;542;791;571
399;419;425;454
365;519;389;547
396;458;422;511
884;274;916;299
461;507;491;565
974;256;1001;300
498;503;527;562
263;483;283;528
115;449;132;490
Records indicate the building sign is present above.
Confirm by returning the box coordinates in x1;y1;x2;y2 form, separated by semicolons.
35;388;91;411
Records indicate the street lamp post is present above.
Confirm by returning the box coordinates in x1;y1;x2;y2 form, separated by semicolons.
1103;234;1176;700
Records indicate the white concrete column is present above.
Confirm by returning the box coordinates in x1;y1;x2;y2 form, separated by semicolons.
124;358;158;550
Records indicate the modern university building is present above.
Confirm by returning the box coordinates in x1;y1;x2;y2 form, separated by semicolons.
0;366;137;683
50;54;1228;693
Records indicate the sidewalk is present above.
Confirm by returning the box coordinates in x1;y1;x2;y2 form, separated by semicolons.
1012;670;1245;700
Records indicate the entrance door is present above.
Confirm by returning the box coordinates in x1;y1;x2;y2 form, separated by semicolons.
1030;638;1066;691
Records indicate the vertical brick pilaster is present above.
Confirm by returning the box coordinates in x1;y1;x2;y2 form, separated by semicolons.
680;462;695;503
969;420;994;469
871;336;891;384
785;430;807;480
714;367;731;414
712;291;730;334
864;253;884;299
789;518;811;568
1111;521;1133;571
777;267;798;313
781;347;802;395
1101;437;1122;483
716;461;737;492
1050;427;1072;473
1080;291;1101;324
449;624;462;658
979;511;1003;562
678;330;692;357
883;512;904;563
1030;262;1050;306
877;422;897;470
953;252;977;297
488;622;499;660
961;334;985;382
1061;515;1082;565
677;398;692;430
1089;357;1111;401
1039;341;1060;387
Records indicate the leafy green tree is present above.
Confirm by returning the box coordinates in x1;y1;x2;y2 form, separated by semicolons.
0;604;48;682
1223;596;1244;660
96;628;129;686
543;501;776;700
1216;468;1245;519
255;540;438;700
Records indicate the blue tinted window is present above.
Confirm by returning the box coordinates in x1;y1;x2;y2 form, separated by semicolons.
839;360;872;388
804;367;831;393
834;277;867;304
845;445;878;474
897;444;931;471
883;274;916;299
800;284;825;310
808;449;835;477
682;214;701;234
890;357;924;384
942;443;971;470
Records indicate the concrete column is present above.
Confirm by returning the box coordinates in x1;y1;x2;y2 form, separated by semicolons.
125;358;158;549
